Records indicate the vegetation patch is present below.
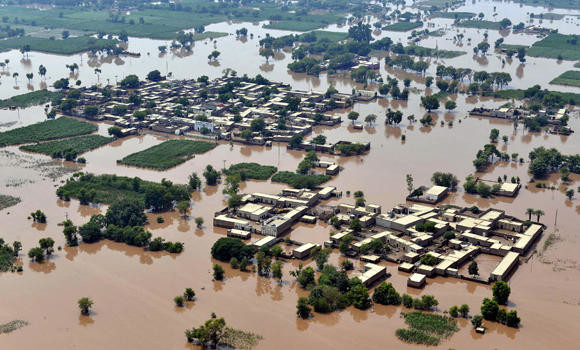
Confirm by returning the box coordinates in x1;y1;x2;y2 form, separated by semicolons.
0;117;97;147
402;45;465;58
0;36;119;55
0;320;28;334
223;162;277;180
310;30;349;42
0;90;63;109
550;70;580;87
527;34;580;60
20;135;113;158
0;194;21;211
118;139;216;170
516;0;580;10
396;311;458;346
57;173;190;211
432;12;475;19
271;171;331;189
221;327;263;350
456;20;502;30
383;21;424;32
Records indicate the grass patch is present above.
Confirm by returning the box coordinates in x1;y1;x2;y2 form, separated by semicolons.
118;139;216;170
383;21;424;32
20;134;114;156
0;320;28;334
527;34;580;60
550;70;580;87
396;311;458;346
271;171;331;189
499;44;529;51
311;30;348;42
221;327;263;350
0;36;118;54
542;233;559;251
403;45;465;58
0;90;63;109
517;0;580;10
190;31;228;41
223;163;277;180
0;117;97;147
456;20;502;30
432;12;475;19
0;194;21;211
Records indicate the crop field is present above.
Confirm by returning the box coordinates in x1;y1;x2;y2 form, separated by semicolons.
0;35;119;54
456;20;502;30
223;163;278;180
527;34;580;60
383;21;424;32
432;12;475;19
118;139;217;170
271;171;331;189
20;135;114;156
0;90;63;108
550;70;580;87
0;117;97;147
396;312;458;345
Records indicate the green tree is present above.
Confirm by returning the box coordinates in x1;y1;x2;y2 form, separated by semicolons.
421;95;439;112
213;264;225;280
489;128;500;142
272;260;283;282
296;297;311;319
28;247;44;262
566;188;574;200
459;304;470;317
506;310;520;327
188;172;201;190
492;281;511;305
481;298;499;321
177;201;190;218
195;217;204;228
184;288;196;301
174;295;185;307
468;261;479;276
471;314;483;328
78;297;94;315
347;111;359;124
449;305;459;317
203;165;219;186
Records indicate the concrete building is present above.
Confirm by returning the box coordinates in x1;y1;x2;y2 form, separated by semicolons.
252;236;277;248
227;229;251;239
213;215;252;231
357;263;387;287
293;243;319;259
491;251;520;281
425;185;449;203
496;183;521;197
408;273;427;288
398;262;415;273
237;203;270;221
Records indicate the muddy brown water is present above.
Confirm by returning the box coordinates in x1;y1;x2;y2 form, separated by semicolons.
1;4;580;349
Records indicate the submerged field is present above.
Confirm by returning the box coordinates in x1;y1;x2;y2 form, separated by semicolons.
527;34;580;60
0;117;97;147
223;162;278;180
20;135;114;156
550;70;580;87
396;312;459;346
383;21;423;32
118;139;217;170
0;90;63;108
0;36;119;54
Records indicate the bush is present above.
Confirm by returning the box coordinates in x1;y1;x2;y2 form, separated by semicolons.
481;298;499;321
213;264;225;280
492;281;511;305
211;237;256;262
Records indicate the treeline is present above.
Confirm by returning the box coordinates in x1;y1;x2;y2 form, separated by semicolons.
528;147;580;178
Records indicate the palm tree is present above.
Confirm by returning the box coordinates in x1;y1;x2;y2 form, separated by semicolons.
525;208;534;221
94;68;101;82
78;297;94;315
12;72;18;84
534;209;545;222
26;73;33;84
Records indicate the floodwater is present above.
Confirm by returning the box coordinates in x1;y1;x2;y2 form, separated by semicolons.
1;2;580;349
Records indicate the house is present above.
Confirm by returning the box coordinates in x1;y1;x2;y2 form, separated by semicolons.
425;185;449;203
237;203;270;221
490;251;520;281
496;183;520;197
252;236;277;248
227;229;251;239
293;243;319;259
407;273;426;288
357;263;387;287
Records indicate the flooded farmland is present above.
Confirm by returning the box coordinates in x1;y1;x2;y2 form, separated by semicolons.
1;1;580;349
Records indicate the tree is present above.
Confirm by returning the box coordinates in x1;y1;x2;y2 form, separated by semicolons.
296;297;311;319
445;100;456;110
406;174;414;194
347;111;359;124
506;310;520;327
364;114;377;125
421;95;439;112
313;248;331;271
449;305;459;317
349;282;371;310
459;304;470;317
431;171;459;189
184;288;196;301
297;266;315;288
147;70;162;82
481;298;499;320
534;209;545;222
62;30;70;39
566;188;574;200
259;48;274;62
195;217;204;228
25;73;33;84
38;65;47;80
372;282;401;305
203;165;219;186
471;314;483;328
120;75;139;89
28;247;44;262
213;264;225;280
468;261;479;276
208;50;220;61
78;297;94;315
517;47;526;63
338;234;354;255
188;172;201;190
174;295;185;307
39;237;55;255
525;208;534;221
177;201;190;218
272;260;283;282
348;22;372;43
492;281;511;305
105;199;146;227
489;128;500;142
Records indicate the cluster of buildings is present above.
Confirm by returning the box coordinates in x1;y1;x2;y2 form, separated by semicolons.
469;107;573;135
61;76;365;145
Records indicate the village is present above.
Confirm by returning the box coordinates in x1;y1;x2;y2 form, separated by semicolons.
213;182;544;290
469;106;573;135
57;75;376;150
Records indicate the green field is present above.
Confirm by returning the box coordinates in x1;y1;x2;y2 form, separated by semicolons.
310;30;349;42
403;45;465;58
517;0;580;10
550;70;580;87
532;13;566;20
223;163;278;180
20;134;114;156
383;21;424;32
575;62;580;68
415;0;464;10
432;12;475;19
271;171;331;189
0;90;63;109
118;139;217;170
396;312;458;346
456;20;502;30
0;36;119;54
0;194;21;211
527;34;580;60
0;117;97;147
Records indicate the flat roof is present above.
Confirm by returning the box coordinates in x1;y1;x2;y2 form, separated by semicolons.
426;185;448;196
492;251;520;276
294;242;317;253
409;273;426;283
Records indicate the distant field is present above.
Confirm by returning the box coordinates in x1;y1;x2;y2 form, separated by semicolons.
310;30;348;42
223;163;278;180
527;34;580;60
0;90;63;109
532;13;566;20
403;45;465;58
0;117;97;147
456;20;502;30
271;171;331;189
20;135;114;156
491;89;580;104
550;70;580;87
0;36;118;54
432;12;475;19
415;0;464;10
517;0;580;10
118;139;217;170
0;194;21;211
383;21;423;32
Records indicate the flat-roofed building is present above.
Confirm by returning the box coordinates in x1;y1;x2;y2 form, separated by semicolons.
491;251;520;281
353;238;372;253
398;262;415;273
214;215;252;231
360;255;380;263
252;236;277;248
497;218;524;233
227;229;251;239
496;183;521;197
417;264;435;277
402;252;420;263
408;273;426;288
237;203;270;221
330;230;352;243
318;186;336;199
425;185;449;203
358;263;387;287
513;224;543;253
293;243;319;259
